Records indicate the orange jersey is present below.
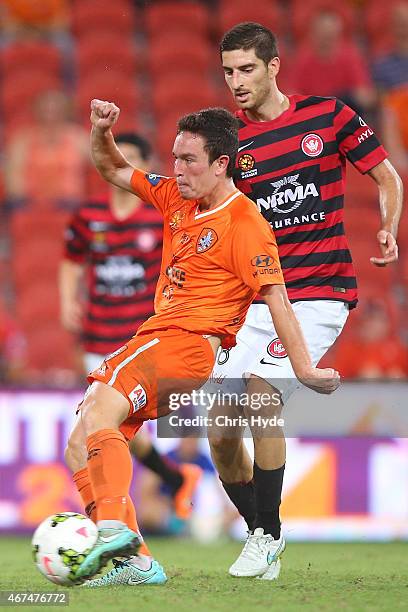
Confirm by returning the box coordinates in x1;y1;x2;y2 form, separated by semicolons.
130;170;284;346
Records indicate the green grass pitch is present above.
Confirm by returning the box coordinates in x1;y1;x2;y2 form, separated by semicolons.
1;537;407;611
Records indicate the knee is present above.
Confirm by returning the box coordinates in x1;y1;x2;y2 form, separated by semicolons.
80;382;129;435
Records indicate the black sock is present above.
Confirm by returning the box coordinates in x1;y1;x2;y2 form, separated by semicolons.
139;447;183;494
253;462;285;539
221;479;256;531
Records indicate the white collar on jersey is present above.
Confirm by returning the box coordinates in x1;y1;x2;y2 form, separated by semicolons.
194;190;241;220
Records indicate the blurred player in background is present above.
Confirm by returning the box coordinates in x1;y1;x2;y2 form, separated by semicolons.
65;100;339;586
206;22;403;581
60;132;203;534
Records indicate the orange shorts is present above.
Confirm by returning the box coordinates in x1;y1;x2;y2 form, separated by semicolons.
87;328;215;440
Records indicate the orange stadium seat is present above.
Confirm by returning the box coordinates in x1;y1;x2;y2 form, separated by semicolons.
16;280;61;327
145;1;210;36
12;235;64;286
396;198;408;248
349;238;394;291
290;0;356;41
218;0;283;36
364;0;401;54
344;207;381;238
155;119;180;162
24;323;77;370
345;164;379;208
71;0;133;11
152;76;218;117
76;36;139;80
76;73;140;124
71;2;136;38
149;35;215;77
0;41;62;79
10;209;68;240
2;0;68;27
1;72;62;123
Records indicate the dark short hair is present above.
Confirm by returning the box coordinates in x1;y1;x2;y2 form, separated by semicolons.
220;22;279;66
115;132;152;161
177;107;239;178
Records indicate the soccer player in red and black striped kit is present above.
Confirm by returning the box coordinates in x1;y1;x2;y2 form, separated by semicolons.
206;23;403;579
60;133;202;539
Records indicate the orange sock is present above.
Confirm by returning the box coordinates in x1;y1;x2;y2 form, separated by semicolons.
125;495;151;557
72;467;97;522
86;429;133;524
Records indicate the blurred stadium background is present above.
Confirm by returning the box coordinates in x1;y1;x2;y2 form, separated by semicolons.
0;0;407;545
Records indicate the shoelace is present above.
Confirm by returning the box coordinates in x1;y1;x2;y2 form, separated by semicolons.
111;559;129;573
241;533;275;562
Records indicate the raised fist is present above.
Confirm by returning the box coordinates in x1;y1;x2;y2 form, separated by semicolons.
90;99;120;130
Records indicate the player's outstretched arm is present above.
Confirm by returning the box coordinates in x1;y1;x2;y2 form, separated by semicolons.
260;284;340;395
367;159;403;266
59;259;84;333
90;99;137;194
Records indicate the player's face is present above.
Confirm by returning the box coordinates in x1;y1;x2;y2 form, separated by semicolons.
118;143;148;171
172;132;219;199
222;48;277;110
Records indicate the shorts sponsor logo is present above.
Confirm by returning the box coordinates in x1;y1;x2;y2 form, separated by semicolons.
301;133;324;157
217;348;230;365
97;363;107;376
267;338;287;359
105;345;128;361
259;358;282;366
146;173;164;186
129;384;147;412
196;228;218;253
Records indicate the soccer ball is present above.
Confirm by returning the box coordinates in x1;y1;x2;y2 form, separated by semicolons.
32;512;98;586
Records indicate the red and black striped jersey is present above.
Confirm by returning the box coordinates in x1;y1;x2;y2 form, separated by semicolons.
235;95;387;307
64;199;162;354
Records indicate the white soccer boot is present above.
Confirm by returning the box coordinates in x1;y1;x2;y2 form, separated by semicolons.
229;528;285;579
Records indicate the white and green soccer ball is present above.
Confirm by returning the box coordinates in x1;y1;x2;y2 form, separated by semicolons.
32;512;98;586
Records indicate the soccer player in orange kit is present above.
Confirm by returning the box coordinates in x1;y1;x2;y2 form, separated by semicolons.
65;99;340;585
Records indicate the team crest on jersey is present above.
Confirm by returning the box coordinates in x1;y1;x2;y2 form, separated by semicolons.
301;133;324;157
169;209;186;232
267;338;288;359
128;384;147;413
135;230;157;251
196;228;218;253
